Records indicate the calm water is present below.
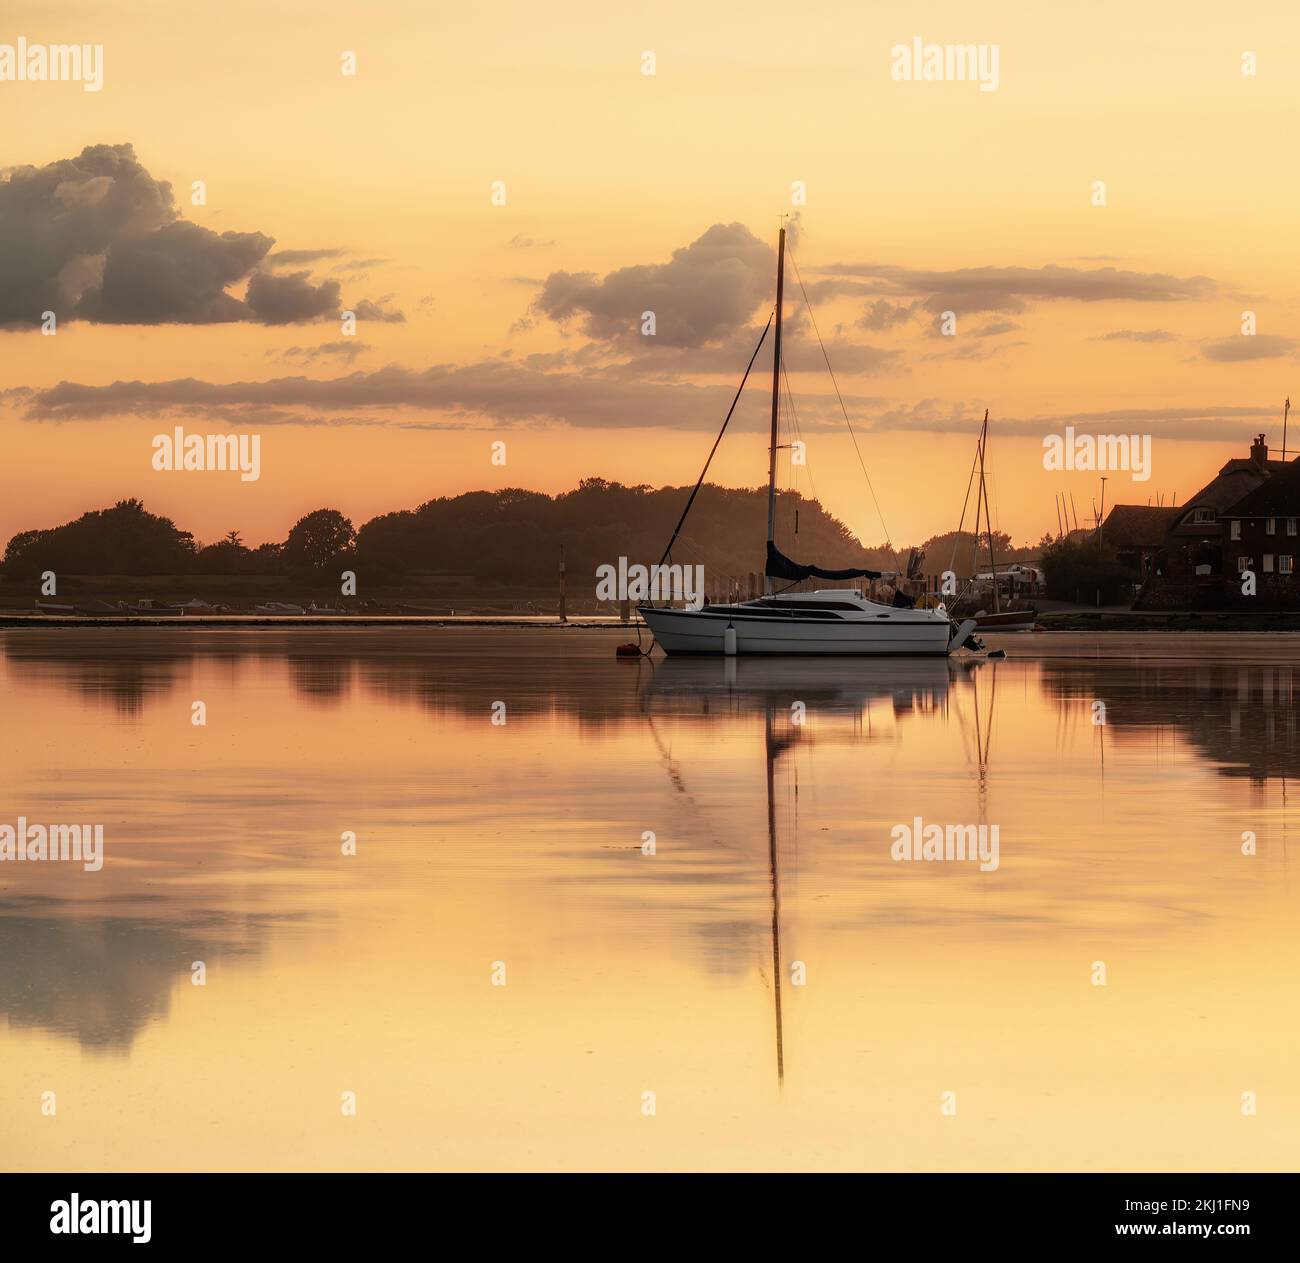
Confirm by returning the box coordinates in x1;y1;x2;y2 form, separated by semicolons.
1;628;1297;1172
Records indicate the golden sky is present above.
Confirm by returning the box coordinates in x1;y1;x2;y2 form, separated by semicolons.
2;0;1299;552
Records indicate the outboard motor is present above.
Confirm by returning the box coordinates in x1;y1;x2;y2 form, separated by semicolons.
950;618;982;651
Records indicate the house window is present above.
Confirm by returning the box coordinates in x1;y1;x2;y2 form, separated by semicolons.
1230;521;1241;540
1264;555;1274;573
1237;556;1253;573
1267;518;1276;535
1191;508;1216;524
1282;555;1295;576
1288;519;1297;536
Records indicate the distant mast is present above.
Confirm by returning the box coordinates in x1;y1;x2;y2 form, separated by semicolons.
764;225;786;595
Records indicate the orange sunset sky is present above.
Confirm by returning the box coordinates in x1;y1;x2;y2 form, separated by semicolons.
2;0;1299;554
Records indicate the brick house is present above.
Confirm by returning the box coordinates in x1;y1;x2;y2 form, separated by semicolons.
1219;455;1300;605
1137;435;1291;608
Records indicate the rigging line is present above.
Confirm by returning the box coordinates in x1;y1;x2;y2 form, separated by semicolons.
949;429;983;574
657;311;774;569
786;246;892;550
781;356;818;507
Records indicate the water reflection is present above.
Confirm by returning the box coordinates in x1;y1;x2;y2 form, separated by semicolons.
1;630;1297;1170
1040;658;1300;782
0;903;270;1051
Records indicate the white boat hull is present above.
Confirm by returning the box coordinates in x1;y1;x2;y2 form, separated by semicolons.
639;603;958;656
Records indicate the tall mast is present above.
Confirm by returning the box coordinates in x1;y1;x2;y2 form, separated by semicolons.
764;225;786;594
977;409;1000;613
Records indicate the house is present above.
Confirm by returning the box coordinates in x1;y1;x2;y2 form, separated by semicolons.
1137;434;1292;608
1098;504;1180;576
1219;456;1300;604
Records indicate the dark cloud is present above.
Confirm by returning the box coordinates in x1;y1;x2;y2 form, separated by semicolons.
265;247;347;267
14;358;864;433
11;363;1278;444
1200;335;1297;363
1092;328;1177;343
0;143;372;328
810;262;1217;314
245;269;341;324
532;222;773;347
74;220;271;324
352;297;406;324
859;299;918;331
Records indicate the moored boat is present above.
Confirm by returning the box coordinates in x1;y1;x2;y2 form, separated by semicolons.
637;223;981;658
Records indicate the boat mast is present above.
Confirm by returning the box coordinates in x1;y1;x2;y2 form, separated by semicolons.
977;409;1000;613
764;224;786;595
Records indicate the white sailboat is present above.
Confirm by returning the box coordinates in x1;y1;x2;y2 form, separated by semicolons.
640;225;979;657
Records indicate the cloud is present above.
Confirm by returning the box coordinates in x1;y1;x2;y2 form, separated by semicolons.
508;233;556;249
71;220;272;324
1092;328;1177;343
272;341;371;365
531;222;773;347
859;299;918;331
13;355;889;433
1200;334;1297;363
864;401;1279;441
810;262;1217;314
265;247;347;267
15;361;750;430
244;269;341;324
11;362;1280;445
352;297;406;323
971;320;1021;338
0;143;373;328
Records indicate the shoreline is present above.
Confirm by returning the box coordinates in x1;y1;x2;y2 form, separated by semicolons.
1;611;1299;631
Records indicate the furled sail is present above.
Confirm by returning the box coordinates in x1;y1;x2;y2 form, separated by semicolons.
765;541;883;582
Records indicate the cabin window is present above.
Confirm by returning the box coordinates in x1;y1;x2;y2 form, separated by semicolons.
1264;555;1274;573
1230;521;1241;540
1191;508;1216;524
1289;519;1297;536
1281;555;1295;576
1267;518;1277;535
1237;556;1252;573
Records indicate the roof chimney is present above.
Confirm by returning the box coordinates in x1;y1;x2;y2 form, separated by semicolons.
1250;432;1268;465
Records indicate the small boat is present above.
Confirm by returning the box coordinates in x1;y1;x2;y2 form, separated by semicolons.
174;598;225;615
124;599;182;616
971;607;1038;630
34;600;75;614
74;599;124;615
305;603;346;615
253;602;305;615
638;223;980;658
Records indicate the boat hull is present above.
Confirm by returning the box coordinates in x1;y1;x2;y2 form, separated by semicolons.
639;605;956;656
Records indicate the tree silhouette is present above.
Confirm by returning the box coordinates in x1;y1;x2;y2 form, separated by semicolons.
281;509;356;574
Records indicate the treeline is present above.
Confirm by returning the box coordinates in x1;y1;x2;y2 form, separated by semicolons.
1;481;1048;588
1;482;896;585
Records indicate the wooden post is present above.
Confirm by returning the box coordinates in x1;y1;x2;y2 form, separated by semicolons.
558;544;567;623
